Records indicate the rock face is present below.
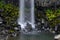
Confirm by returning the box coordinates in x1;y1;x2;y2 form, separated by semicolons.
35;0;60;7
3;0;19;6
24;22;32;32
3;0;60;7
0;17;3;24
2;0;60;7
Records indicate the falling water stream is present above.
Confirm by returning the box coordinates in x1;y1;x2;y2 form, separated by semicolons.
18;0;35;30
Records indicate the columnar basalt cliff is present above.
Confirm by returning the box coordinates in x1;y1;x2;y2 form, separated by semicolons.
35;0;60;7
1;0;60;7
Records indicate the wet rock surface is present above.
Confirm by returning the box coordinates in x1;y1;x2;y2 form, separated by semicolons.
35;0;60;7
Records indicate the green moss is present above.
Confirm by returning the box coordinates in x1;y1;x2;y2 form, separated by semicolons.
45;9;56;21
0;1;19;27
45;9;60;27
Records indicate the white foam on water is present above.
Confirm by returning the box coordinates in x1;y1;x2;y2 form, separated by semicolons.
54;34;60;39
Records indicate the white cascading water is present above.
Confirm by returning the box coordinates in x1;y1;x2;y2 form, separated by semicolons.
18;0;35;30
31;0;35;29
18;0;25;29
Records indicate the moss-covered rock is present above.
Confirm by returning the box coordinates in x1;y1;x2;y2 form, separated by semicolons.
45;9;60;27
0;1;19;32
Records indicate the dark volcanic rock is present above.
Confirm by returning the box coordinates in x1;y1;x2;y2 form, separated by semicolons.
35;0;60;7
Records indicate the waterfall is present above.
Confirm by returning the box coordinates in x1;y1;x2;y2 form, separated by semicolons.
18;0;35;30
31;0;35;29
18;0;25;29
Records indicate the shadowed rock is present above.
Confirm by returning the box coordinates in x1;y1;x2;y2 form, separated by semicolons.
35;0;60;7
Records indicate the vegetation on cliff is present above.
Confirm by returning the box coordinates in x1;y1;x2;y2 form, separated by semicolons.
45;8;60;27
0;1;19;33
